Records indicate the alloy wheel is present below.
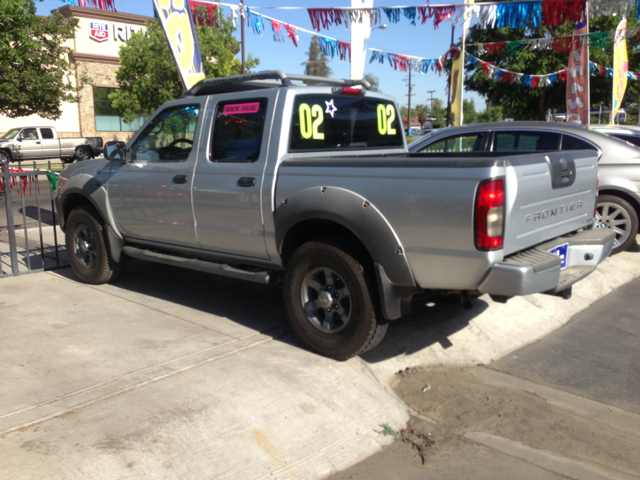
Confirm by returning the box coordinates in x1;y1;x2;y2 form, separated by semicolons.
301;267;352;333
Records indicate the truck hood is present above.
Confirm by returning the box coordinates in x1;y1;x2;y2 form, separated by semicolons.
58;158;121;193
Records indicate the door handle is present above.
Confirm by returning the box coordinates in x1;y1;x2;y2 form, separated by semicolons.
238;177;256;187
36;141;41;144
173;175;188;184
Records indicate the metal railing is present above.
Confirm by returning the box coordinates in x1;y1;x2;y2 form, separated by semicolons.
1;159;67;278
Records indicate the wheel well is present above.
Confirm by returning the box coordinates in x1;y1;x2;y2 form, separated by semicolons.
599;189;640;218
63;194;96;225
280;219;373;268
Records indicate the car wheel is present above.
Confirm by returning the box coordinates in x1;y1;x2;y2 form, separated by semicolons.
0;150;11;164
595;195;639;254
65;205;123;284
284;239;388;360
75;147;92;162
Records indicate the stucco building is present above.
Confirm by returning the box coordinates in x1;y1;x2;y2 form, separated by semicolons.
0;6;152;142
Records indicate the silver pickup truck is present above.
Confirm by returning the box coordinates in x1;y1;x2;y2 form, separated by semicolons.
0;126;103;164
55;71;614;360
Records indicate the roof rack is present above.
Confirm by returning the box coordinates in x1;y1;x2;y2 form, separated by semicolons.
183;70;372;97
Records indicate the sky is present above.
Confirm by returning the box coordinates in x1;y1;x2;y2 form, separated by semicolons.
36;0;488;114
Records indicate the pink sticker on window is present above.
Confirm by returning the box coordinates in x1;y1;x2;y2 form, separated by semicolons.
222;102;260;115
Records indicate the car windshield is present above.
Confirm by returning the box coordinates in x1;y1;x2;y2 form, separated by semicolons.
290;95;404;151
1;128;20;139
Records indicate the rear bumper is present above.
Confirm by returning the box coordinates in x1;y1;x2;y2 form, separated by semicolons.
478;229;615;297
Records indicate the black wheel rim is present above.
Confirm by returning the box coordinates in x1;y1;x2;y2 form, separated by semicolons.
301;267;352;333
74;224;97;268
77;149;90;161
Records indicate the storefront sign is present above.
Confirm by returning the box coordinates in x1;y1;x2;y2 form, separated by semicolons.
89;22;109;42
89;22;146;43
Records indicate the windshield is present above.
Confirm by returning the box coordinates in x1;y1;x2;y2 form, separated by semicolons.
290;95;404;151
1;128;20;139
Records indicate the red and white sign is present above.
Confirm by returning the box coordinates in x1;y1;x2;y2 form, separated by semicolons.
222;103;261;115
89;22;109;42
566;21;589;125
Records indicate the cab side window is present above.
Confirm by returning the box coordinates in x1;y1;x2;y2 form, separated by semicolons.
210;99;268;163
419;132;486;153
131;105;200;163
561;135;597;151
20;128;39;140
493;131;560;152
40;128;54;139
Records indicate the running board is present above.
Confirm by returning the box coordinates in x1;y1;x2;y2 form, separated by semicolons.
122;246;270;284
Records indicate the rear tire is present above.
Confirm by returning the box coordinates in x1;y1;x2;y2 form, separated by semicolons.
75;147;92;162
66;205;123;284
284;240;388;360
596;195;639;254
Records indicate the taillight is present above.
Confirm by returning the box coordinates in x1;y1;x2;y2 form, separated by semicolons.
476;178;504;250
332;86;364;95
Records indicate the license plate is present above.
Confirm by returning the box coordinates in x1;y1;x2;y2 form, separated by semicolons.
548;243;569;269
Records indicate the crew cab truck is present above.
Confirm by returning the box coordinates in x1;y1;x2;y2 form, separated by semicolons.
55;71;615;360
0;126;103;164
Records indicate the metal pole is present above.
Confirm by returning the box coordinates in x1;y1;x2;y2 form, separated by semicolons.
2;159;19;275
241;0;246;74
407;68;412;133
446;25;455;127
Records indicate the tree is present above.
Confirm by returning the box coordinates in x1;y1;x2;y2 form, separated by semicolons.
463;99;478;124
363;73;380;91
464;14;640;121
301;36;332;77
0;0;82;119
477;105;504;122
110;12;259;123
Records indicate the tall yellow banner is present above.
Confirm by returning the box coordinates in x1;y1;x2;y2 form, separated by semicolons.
610;17;628;125
153;0;206;91
450;0;474;126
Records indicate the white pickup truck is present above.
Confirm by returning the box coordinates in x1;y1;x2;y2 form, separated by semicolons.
0;126;103;164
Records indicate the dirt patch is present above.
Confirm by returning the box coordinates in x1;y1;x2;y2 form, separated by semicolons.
395;367;640;476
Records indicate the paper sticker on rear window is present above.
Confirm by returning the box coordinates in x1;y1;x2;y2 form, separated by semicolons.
222;102;260;115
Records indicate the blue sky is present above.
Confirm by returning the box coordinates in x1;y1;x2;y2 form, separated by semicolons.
36;0;487;113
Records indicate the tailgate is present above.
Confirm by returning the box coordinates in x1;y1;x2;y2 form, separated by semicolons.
502;150;597;256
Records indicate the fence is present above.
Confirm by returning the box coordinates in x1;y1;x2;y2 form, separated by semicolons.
1;159;67;278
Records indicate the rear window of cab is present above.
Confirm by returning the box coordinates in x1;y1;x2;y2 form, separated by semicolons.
289;95;404;152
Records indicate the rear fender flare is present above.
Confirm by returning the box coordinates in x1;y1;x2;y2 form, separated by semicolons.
276;186;416;288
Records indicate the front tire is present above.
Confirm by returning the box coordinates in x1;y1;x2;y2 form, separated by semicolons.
0;150;11;164
284;240;388;360
65;205;122;284
596;195;639;254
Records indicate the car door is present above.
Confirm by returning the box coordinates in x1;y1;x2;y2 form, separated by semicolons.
38;128;60;159
191;91;276;260
107;102;204;248
15;128;42;160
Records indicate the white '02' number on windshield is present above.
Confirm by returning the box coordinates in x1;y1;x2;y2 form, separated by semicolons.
377;104;397;136
299;103;325;140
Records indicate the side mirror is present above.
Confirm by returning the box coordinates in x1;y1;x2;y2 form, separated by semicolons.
17;136;23;142
104;141;126;162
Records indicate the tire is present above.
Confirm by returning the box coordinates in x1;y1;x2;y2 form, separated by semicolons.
595;195;639;254
75;147;92;162
0;150;11;164
284;240;388;360
65;205;123;284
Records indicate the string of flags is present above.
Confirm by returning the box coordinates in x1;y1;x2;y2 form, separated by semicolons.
469;27;640;55
59;0;117;11
467;53;640;87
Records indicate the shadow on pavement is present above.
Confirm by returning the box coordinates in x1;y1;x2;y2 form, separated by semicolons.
57;258;484;361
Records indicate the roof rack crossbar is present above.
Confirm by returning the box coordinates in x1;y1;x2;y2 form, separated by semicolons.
186;70;372;96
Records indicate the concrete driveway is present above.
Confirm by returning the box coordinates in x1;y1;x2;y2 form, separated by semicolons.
1;245;640;479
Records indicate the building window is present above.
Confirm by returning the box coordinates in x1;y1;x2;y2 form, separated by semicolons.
93;87;146;132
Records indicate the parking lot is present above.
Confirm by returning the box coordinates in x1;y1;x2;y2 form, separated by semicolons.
1;241;639;479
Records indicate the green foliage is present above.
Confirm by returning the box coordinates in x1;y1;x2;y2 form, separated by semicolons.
478;105;504;122
464;12;640;121
302;36;333;77
0;0;83;119
110;14;259;123
364;73;380;92
463;98;478;123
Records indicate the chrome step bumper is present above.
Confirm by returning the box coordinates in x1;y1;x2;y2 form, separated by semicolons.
477;229;616;297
